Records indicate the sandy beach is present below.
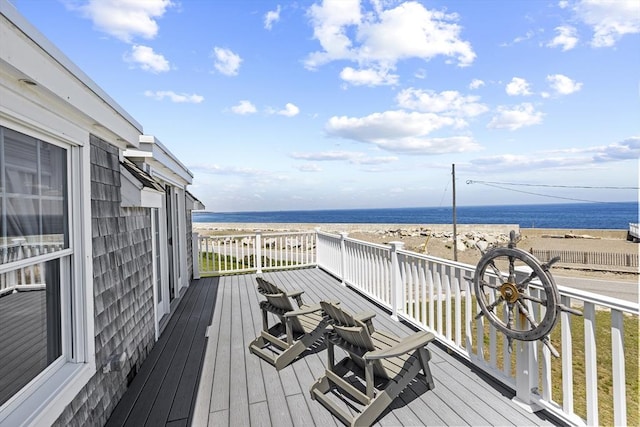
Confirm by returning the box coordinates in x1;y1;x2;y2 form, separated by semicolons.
193;222;638;283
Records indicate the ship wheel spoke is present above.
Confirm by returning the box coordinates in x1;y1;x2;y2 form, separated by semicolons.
515;300;540;331
519;293;547;306
516;271;539;291
475;296;504;319
487;260;508;284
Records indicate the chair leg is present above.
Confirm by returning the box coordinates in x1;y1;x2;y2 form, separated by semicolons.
327;339;335;371
261;308;269;332
365;360;374;399
418;348;435;390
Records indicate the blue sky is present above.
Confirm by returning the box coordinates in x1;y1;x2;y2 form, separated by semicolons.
10;0;640;212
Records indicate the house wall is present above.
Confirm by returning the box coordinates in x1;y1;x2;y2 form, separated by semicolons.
53;136;155;426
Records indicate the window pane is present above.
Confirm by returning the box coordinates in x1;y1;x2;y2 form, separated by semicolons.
4;130;38;195
1;127;69;263
6;197;38;239
0;258;62;407
40;141;66;197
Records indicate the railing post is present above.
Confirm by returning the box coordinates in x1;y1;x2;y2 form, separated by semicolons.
255;231;263;275
339;232;348;285
314;228;321;268
192;232;200;279
513;322;542;413
389;241;404;321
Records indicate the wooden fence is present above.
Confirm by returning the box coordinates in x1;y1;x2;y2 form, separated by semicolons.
532;249;638;268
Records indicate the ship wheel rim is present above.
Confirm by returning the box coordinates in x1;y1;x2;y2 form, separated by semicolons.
473;246;559;341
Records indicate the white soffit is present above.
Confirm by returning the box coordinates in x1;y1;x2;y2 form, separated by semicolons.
0;0;142;148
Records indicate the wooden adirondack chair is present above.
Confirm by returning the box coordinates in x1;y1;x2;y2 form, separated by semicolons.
310;301;435;426
256;277;305;308
249;278;334;370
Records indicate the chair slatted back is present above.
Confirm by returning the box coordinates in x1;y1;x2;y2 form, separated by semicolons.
256;277;280;294
320;301;376;351
261;292;306;333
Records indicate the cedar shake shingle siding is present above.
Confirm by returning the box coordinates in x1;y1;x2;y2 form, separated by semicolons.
53;136;155;426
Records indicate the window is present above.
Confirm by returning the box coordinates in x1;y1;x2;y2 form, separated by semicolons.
0;126;69;408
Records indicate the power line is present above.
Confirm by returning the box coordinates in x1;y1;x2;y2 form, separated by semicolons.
466;180;638;190
466;180;635;204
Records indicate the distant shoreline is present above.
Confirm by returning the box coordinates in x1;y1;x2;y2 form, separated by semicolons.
192;222;628;239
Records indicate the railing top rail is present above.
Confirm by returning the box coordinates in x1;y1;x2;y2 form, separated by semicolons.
397;249;478;272
556;283;639;314
258;230;316;237
343;236;391;251
316;230;341;239
198;230;315;240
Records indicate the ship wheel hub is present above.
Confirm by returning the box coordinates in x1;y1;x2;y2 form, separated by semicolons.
500;282;519;303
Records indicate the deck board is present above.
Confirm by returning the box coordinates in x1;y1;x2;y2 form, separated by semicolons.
108;267;567;427
106;277;219;427
195;268;566;426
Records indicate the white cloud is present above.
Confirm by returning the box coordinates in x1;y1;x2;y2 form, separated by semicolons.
212;47;242;76
547;25;579;51
278;103;300;117
125;45;170;73
339;66;398;86
73;0;174;43
487;103;543;130
501;30;535;47
505;77;532;96
470;136;640;171
296;164;323;172
547;74;583;95
469;79;485;89
573;0;640;47
591;136;640;162
144;90;203;103
305;1;475;86
325;110;481;154
231;100;257;115
190;163;269;177
291;151;359;161
290;150;399;164
264;5;281;30
396;88;488;117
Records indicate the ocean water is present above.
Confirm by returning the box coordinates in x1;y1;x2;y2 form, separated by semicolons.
192;202;638;230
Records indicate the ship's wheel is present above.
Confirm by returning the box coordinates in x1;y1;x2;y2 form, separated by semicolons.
472;231;581;357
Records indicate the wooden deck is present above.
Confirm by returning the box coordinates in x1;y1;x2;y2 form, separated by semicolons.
108;268;566;426
106;277;219;427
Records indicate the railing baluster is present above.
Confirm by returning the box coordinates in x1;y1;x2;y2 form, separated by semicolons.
584;302;598;426
611;309;626;426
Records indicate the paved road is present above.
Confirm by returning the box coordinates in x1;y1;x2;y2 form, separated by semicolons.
554;275;638;305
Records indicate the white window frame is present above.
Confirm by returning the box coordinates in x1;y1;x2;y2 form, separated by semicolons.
0;121;95;427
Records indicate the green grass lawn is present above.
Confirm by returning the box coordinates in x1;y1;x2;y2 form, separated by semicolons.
198;252;297;276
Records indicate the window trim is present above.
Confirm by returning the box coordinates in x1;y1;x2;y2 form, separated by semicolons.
0;125;95;426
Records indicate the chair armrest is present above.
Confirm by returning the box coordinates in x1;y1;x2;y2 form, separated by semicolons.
285;290;305;307
354;311;376;323
364;331;435;361
284;303;324;317
285;289;304;298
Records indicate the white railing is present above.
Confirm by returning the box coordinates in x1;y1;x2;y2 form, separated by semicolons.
313;231;639;427
192;229;639;426
0;240;58;296
195;231;316;275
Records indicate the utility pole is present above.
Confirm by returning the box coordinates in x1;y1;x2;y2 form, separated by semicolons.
452;164;458;261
